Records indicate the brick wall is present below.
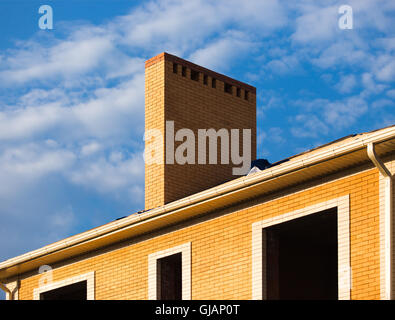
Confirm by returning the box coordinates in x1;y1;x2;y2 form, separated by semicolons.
14;166;382;300
145;54;166;209
145;53;256;210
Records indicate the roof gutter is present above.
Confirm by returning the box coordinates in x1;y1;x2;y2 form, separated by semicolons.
0;126;394;277
367;143;393;300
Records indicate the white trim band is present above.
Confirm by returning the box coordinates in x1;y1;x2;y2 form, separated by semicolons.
148;242;191;300
33;271;95;300
251;195;351;300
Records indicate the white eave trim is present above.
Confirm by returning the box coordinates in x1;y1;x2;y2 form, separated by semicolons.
0;126;394;274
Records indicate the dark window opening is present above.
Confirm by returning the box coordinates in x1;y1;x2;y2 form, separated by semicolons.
212;78;216;88
203;74;208;85
182;66;187;77
40;281;87;300
191;70;199;81
236;88;241;97
265;208;338;300
244;90;249;101
224;83;232;94
157;253;182;300
173;63;178;74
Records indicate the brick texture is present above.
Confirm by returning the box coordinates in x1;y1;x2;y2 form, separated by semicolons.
14;167;381;300
145;53;256;210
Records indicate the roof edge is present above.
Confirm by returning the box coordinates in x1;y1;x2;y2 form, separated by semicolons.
1;125;394;277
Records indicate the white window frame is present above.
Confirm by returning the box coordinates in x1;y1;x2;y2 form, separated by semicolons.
33;271;95;300
148;242;191;300
251;195;351;300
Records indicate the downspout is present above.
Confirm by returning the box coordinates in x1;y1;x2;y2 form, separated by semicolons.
367;143;393;300
0;282;12;300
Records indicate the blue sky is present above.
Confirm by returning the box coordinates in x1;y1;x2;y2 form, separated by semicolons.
0;0;394;271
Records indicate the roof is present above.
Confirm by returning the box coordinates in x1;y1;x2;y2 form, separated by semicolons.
0;125;394;280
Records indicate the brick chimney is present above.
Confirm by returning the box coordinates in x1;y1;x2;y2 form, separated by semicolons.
145;52;256;210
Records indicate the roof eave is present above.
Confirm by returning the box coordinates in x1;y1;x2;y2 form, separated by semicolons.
1;126;394;280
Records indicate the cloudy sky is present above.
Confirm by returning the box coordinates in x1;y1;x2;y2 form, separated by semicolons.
0;0;394;275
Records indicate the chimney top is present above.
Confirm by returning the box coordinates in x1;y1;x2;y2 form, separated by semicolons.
145;52;256;94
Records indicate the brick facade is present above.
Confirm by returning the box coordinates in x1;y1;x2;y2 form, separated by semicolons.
13;165;385;300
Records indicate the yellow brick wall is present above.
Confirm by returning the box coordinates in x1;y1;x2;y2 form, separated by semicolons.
15;166;381;300
145;54;166;210
145;53;256;209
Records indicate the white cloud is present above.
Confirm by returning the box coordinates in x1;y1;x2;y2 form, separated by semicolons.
0;143;75;199
361;73;388;97
336;74;357;94
0;34;114;84
386;89;395;99
257;131;266;147
189;33;254;71
290;95;369;138
267;127;286;144
292;0;395;45
324;96;368;128
292;5;339;44
371;99;394;108
291;114;329;138
70;151;144;194
81;141;102;157
0;102;64;141
375;55;395;82
115;0;286;52
49;206;76;230
0;74;145;142
266;54;301;75
71;75;145;139
348;0;395;32
289;0;395;97
376;37;395;52
0;144;74;178
19;88;69;105
312;41;369;69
